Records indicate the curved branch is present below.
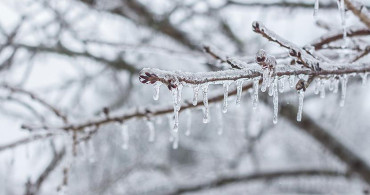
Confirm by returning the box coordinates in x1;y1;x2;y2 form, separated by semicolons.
311;27;370;50
280;104;370;185
168;169;348;195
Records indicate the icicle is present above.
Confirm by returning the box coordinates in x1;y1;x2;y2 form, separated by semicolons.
337;0;347;41
153;83;161;101
172;88;179;132
279;76;285;93
185;109;191;136
339;75;348;107
252;78;259;110
236;80;243;105
360;73;368;86
146;120;155;142
202;84;209;123
314;0;320;20
261;69;269;92
297;90;305;122
333;78;339;93
329;77;335;91
272;76;279;124
192;85;200;106
172;131;179;149
172;85;182;132
222;82;230;113
268;82;274;96
289;75;295;88
314;78;320;94
121;124;129;150
319;80;326;98
217;104;223;135
267;71;273;88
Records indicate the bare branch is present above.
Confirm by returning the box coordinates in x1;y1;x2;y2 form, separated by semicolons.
344;0;370;29
0;84;68;123
167;169;348;195
25;147;66;195
311;27;370;50
0;133;55;152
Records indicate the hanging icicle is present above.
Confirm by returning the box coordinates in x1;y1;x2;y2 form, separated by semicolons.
314;0;320;20
192;85;200;106
261;69;269;92
236;80;243;105
172;131;179;149
202;84;209;123
153;83;162;101
272;77;279;124
339;75;348;107
297;89;305;122
360;73;368;86
279;76;285;93
319;80;326;99
222;82;230;113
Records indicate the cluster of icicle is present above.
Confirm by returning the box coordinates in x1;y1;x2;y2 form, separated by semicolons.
125;0;368;149
314;0;348;41
137;69;366;150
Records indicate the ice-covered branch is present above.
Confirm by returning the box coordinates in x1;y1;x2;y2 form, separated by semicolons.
167;169;348;195
139;63;370;88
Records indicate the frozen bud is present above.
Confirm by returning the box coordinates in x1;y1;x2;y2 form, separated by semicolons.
256;49;266;64
167;79;178;90
102;107;109;117
252;21;260;32
296;79;306;91
139;72;158;84
289;49;297;57
203;45;211;53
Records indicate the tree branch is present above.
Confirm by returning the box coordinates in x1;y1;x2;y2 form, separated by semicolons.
0;84;68;123
344;0;370;29
280;104;370;185
168;169;348;195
